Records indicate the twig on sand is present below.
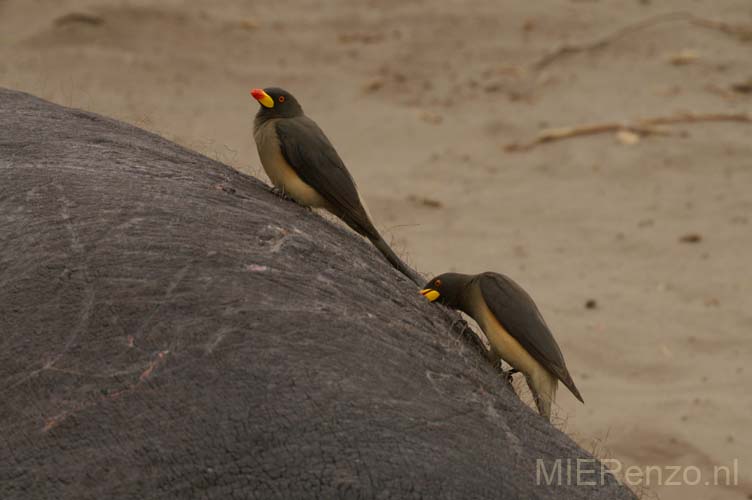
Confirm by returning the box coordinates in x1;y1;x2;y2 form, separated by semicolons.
690;17;752;42
504;112;752;152
532;12;752;72
532;12;694;71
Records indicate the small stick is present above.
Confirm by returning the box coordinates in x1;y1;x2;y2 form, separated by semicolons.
532;12;752;72
639;112;752;127
690;17;752;41
505;112;752;152
532;12;695;71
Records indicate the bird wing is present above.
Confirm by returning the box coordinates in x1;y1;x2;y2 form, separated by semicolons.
275;117;375;238
478;272;583;402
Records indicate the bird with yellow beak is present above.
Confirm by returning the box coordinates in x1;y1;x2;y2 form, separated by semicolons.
250;87;422;285
421;272;583;420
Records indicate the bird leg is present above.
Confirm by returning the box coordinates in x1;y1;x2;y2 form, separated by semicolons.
492;358;518;385
503;367;519;385
269;186;312;211
443;310;517;395
448;316;494;362
270;185;293;201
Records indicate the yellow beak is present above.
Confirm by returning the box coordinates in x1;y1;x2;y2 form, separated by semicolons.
250;88;274;109
420;289;440;302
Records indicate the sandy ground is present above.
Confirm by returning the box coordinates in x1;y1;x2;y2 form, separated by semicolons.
2;1;751;498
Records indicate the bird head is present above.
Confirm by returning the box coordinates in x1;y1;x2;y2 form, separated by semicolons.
420;273;470;308
250;87;303;119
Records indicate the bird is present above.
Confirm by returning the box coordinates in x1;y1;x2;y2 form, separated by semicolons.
249;87;422;285
420;272;583;420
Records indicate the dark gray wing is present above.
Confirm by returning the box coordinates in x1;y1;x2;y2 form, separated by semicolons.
275;117;376;239
478;272;583;402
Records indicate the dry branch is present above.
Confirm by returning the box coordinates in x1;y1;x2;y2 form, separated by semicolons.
505;112;752;152
690;17;752;42
532;12;752;72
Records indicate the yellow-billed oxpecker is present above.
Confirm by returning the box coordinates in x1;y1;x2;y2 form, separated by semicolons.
250;87;421;285
420;272;583;420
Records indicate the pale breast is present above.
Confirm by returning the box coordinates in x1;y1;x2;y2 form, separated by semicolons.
466;284;545;378
253;119;330;209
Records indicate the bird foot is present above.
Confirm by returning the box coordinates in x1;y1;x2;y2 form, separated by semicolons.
269;186;312;211
449;317;470;333
270;186;293;201
502;368;519;385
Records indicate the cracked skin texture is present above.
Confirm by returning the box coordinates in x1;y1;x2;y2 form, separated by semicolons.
0;88;635;500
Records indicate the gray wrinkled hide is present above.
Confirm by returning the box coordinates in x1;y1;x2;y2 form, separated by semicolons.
0;88;634;500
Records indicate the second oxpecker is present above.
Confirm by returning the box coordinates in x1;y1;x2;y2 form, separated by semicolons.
421;272;584;420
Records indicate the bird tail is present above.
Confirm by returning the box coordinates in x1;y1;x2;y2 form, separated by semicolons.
560;372;585;404
371;236;423;286
333;204;423;286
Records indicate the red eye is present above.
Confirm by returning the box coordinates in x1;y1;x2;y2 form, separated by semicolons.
278;96;285;103
435;279;442;287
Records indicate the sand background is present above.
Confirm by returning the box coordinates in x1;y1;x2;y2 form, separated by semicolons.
1;1;750;498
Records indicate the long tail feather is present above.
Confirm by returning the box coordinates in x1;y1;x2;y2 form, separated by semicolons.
371;236;423;286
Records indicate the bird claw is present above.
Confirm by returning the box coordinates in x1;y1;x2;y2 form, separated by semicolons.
269;186;312;210
450;317;469;333
502;367;519;385
270;186;292;201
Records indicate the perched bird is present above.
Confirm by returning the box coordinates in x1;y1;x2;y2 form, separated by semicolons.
420;272;583;420
250;87;421;285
